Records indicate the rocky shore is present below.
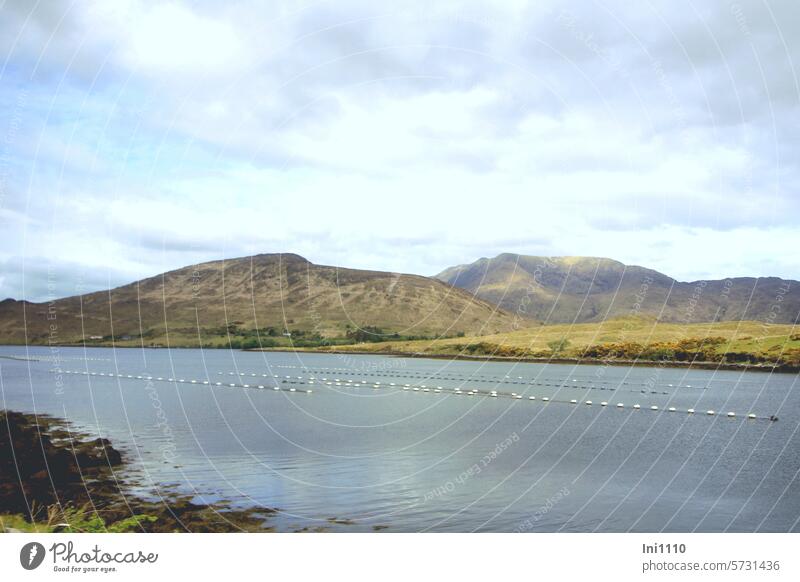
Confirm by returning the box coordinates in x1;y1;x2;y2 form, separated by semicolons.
0;410;277;532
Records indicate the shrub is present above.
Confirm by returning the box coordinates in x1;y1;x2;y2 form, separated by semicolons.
547;338;571;354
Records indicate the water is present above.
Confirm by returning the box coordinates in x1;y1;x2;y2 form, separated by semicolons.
1;345;798;532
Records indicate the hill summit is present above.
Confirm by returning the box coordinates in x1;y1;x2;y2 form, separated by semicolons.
436;254;799;324
0;253;517;346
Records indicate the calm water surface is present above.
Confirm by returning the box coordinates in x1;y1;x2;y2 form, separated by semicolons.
1;346;798;532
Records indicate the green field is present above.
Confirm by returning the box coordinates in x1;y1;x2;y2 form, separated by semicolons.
294;316;800;368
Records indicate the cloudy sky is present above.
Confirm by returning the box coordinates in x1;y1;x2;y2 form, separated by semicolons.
1;0;798;301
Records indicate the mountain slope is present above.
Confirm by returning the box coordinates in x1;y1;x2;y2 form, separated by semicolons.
0;253;518;345
435;254;800;324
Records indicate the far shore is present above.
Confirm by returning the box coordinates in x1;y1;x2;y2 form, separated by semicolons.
244;347;800;374
2;342;796;374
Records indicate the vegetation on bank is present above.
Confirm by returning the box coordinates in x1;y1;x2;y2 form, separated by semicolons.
40;323;467;350
5;315;798;369
292;317;800;369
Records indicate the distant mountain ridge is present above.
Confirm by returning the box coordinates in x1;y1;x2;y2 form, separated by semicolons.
435;253;800;324
0;253;516;345
1;252;797;347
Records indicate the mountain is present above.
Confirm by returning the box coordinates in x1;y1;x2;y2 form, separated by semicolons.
0;253;517;346
435;254;800;324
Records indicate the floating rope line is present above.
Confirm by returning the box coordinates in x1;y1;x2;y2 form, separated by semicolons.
52;370;780;422
52;370;312;394
6;355;111;362
273;377;777;421
50;370;778;422
213;369;684;394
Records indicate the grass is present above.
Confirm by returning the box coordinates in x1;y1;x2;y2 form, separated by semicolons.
0;503;157;533
294;316;800;366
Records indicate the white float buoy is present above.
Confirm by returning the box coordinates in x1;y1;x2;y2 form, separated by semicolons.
727;412;736;418
650;405;658;410
687;408;695;414
748;413;757;419
706;410;715;416
617;403;624;408
633;404;641;409
542;397;550;402
570;399;577;404
601;401;608;406
529;396;536;400
586;400;592;405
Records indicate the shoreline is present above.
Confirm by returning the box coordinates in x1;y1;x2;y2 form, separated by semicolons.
0;410;277;532
245;347;800;374
2;343;796;374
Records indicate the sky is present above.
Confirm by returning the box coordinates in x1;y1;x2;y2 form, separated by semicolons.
0;0;798;302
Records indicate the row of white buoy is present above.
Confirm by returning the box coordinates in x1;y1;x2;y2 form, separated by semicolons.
273;375;774;420
219;370;671;395
9;355;110;361
532;396;763;419
54;370;312;394
53;369;776;421
254;365;700;390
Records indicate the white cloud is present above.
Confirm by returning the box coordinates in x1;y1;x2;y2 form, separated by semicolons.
94;2;249;75
0;0;798;300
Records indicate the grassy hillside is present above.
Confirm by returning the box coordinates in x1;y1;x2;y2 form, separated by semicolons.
302;316;800;368
436;253;800;325
0;253;519;347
